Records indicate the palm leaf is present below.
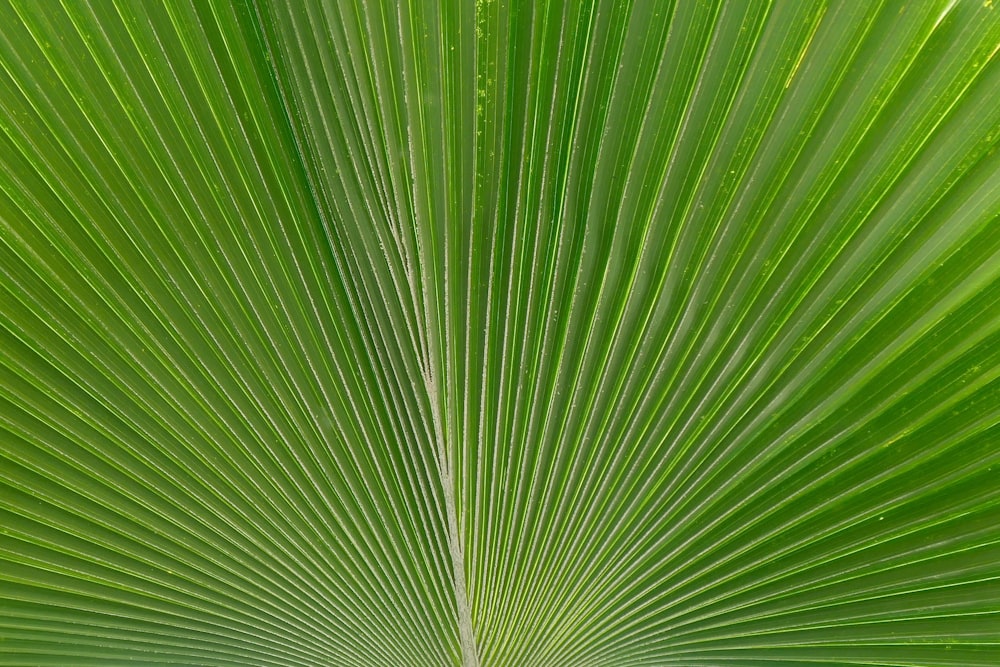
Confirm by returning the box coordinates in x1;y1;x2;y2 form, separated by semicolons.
2;0;999;665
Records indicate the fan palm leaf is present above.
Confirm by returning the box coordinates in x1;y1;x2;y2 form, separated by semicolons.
1;1;999;665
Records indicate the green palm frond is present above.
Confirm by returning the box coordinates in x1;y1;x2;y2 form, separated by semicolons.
2;1;999;665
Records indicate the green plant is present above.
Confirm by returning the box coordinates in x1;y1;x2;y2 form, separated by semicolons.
1;1;999;665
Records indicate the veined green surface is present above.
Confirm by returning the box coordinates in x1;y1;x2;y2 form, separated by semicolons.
1;0;999;665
